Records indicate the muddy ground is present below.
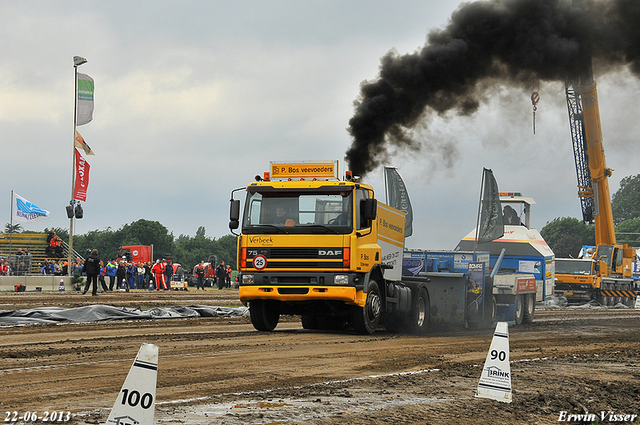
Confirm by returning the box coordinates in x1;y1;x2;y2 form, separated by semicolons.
1;289;639;425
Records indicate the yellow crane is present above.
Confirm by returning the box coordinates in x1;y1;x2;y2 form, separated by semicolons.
554;62;636;306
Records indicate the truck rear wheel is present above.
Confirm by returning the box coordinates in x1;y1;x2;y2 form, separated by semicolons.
249;299;280;331
522;294;535;324
514;294;524;325
407;287;430;334
351;280;381;334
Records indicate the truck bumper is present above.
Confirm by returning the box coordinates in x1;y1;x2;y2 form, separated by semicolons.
239;285;364;307
553;283;593;301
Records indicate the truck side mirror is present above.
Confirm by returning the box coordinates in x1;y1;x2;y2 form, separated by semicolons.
229;199;240;230
361;198;377;223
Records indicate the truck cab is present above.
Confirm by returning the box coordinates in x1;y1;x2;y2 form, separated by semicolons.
230;161;409;334
554;245;636;306
554;258;599;303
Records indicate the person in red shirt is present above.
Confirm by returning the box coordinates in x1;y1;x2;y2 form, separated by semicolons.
0;260;9;276
151;260;166;290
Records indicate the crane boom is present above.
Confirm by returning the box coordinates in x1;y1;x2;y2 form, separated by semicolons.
556;65;636;305
564;80;594;224
577;80;617;246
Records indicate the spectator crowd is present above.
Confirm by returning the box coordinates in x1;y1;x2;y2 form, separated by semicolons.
1;240;236;295
0;248;33;276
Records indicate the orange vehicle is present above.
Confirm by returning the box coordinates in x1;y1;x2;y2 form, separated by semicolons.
554;62;636;305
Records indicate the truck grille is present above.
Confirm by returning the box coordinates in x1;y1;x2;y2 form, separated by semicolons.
269;248;319;259
248;260;343;269
246;246;345;270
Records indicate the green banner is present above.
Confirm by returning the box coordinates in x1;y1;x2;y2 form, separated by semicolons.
77;73;94;126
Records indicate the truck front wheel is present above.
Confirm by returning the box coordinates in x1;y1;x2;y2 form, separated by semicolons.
351;280;381;334
250;299;280;331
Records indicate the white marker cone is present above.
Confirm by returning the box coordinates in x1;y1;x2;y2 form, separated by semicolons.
105;343;159;425
477;322;512;403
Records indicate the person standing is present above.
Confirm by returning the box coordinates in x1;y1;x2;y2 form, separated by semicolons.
116;261;127;291
164;259;173;291
225;264;233;288
126;262;136;290
82;249;100;296
144;261;152;289
46;229;55;256
194;261;205;290
136;263;145;289
151;260;166;290
216;261;226;290
98;261;109;292
106;259;117;291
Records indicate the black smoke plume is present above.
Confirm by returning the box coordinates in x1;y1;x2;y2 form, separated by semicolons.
346;0;640;177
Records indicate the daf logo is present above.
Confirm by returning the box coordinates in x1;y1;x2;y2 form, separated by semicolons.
319;250;341;256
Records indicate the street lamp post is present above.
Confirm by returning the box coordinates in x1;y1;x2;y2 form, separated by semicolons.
68;56;87;277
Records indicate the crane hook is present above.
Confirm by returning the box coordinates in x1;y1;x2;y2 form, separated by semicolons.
531;92;540;134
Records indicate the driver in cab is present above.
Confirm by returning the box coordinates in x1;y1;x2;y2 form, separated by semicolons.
274;206;295;227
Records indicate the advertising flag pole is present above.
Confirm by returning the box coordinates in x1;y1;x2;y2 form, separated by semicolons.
69;56;87;276
9;190;13;255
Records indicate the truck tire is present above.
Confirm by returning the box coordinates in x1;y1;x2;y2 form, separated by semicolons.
249;299;280;331
301;315;319;330
522;293;535;324
406;287;430;334
468;295;496;329
351;280;381;334
514;294;524;326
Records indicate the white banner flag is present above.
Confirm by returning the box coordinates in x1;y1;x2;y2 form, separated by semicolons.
12;191;50;223
77;73;94;126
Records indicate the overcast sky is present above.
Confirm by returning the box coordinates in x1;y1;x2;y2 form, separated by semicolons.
2;0;639;250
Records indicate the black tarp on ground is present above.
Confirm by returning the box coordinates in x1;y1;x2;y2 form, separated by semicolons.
0;304;249;325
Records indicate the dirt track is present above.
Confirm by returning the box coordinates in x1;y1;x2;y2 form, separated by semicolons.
1;290;639;424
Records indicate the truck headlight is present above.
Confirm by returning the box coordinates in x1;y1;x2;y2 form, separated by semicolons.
242;274;254;284
334;274;349;285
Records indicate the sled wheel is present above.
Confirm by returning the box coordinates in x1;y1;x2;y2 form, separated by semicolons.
514;294;524;325
522;293;535;324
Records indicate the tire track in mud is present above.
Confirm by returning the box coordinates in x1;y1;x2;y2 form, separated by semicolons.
1;294;639;424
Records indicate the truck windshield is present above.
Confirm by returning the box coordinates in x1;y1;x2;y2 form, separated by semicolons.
242;188;353;234
555;260;593;275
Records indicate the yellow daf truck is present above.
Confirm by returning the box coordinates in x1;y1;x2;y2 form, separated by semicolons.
229;161;496;334
229;161;432;334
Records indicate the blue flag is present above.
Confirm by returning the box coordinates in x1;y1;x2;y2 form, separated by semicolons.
12;191;50;223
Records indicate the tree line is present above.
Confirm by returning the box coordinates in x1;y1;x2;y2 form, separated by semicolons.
5;174;640;264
